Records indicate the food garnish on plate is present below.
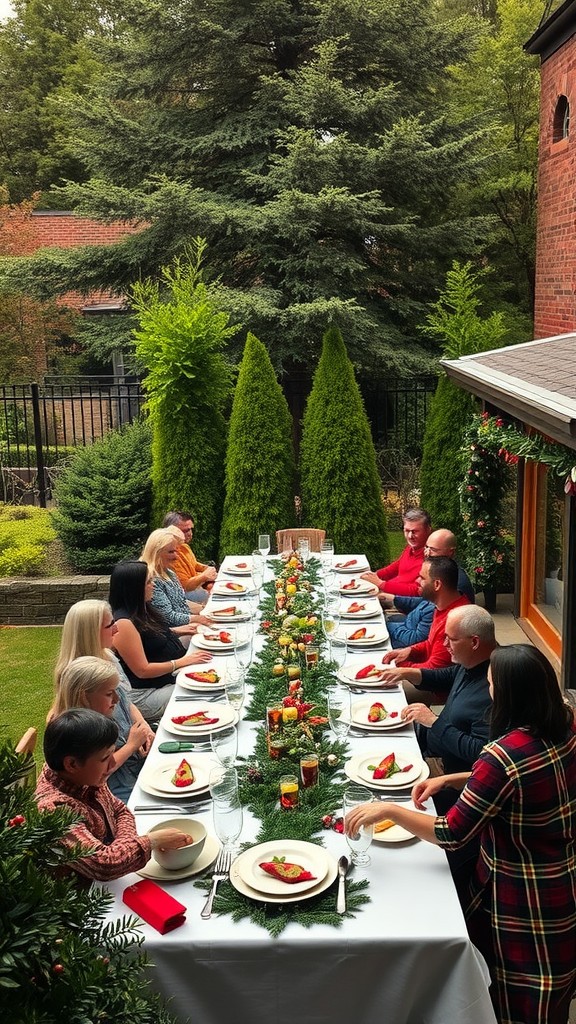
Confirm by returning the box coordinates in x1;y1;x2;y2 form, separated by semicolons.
204;631;233;643
366;701;398;723
224;581;245;592
374;819;395;833
171;711;220;726
348;602;366;614
342;578;359;590
348;627;374;641
171;758;195;788
368;753;413;780
211;605;238;616
185;669;221;684
355;664;384;680
258;856;316;884
336;559;357;569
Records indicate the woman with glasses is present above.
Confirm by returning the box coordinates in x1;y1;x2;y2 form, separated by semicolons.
109;560;211;722
346;645;576;1024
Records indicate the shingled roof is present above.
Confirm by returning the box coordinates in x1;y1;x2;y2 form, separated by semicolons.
441;333;576;449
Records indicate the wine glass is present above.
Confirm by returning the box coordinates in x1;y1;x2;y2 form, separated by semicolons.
210;725;238;767
330;635;347;672
297;537;310;564
327;685;351;740
252;548;265;589
257;534;271;559
225;671;245;711
210;767;243;853
343;784;375;867
320;539;334;573
321;606;339;659
234;629;253;671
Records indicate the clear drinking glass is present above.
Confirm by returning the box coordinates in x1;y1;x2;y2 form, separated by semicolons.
210;725;238;767
281;534;293;560
343;784;375;867
327;685;351;739
320;539;334;572
210;767;243;853
225;672;245;711
330;635;347;671
297;537;310;564
257;534;271;558
234;635;253;671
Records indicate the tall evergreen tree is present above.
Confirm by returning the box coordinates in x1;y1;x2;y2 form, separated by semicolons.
132;242;235;561
300;326;389;567
419;262;511;538
219;333;295;557
0;0;488;371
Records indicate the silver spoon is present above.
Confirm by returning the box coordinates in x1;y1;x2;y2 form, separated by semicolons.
336;855;349;915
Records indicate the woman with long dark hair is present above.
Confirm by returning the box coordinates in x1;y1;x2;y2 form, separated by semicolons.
109;560;211;722
345;645;576;1024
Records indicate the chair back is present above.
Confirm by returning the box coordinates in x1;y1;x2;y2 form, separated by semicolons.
276;529;326;553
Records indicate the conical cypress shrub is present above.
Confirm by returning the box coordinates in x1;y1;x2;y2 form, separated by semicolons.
219;333;296;556
419;376;477;537
300;326;389;567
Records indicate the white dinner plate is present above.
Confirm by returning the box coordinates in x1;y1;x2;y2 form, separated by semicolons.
165;703;238;737
237;840;330;896
222;559;253;576
206;604;251;622
230;842;338;904
340;599;382;620
344;757;430;791
350;696;408;730
333;557;369;574
138;752;216;798
372;817;420;843
337;625;389;647
212;581;248;597
338;579;380;597
137;834;220;880
192;630;237;651
337;659;399;689
356;752;422;787
176;664;226;692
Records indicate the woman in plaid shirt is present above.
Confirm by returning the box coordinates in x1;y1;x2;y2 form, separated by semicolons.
346;645;576;1023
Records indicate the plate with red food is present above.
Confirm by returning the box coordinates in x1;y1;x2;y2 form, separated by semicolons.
221;557;253;576
212;580;248;597
339;598;382;620
355;750;424;788
350;697;409;730
336;624;389;647
230;840;338;903
333;556;369;574
192;628;237;651
337;659;399;689
206;603;251;622
138;753;215;798
176;664;226;692
338;578;380;597
372;806;421;844
164;701;238;737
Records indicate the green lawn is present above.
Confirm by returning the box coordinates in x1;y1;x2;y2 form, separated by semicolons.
388;530;404;562
0;626;62;765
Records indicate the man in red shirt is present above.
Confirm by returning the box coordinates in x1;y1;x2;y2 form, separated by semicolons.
361;508;431;597
380;556;470;687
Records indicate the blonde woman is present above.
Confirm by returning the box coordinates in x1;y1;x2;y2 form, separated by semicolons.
140;527;209;628
50;656;152;803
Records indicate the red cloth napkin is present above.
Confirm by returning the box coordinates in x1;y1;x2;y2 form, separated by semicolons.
123;879;187;934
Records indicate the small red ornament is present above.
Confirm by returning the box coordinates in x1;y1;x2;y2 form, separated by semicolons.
52;964;64;975
8;815;25;827
322;814;333;829
332;817;344;834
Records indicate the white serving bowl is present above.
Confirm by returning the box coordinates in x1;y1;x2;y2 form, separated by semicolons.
148;817;207;871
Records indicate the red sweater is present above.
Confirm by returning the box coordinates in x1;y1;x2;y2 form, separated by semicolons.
376;544;426;597
401;594;470;670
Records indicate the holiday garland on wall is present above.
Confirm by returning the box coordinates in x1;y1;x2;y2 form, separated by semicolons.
461;413;576;591
195;554;370;936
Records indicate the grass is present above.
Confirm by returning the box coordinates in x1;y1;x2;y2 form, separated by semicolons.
0;625;62;766
388;530;405;561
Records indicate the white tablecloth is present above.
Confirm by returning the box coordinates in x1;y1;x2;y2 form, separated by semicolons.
104;556;496;1024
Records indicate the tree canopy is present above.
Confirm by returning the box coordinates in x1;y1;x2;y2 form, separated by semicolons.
0;0;492;372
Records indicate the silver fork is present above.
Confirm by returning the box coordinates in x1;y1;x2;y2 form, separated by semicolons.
200;848;231;919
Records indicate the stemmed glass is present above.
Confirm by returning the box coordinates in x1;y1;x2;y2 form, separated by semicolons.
320;539;334;574
343;784;376;867
252;548;265;590
234;624;253;672
210;767;243;854
330;635;347;673
297;537;310;564
225;671;246;712
327;685;351;740
257;534;271;559
210;725;238;767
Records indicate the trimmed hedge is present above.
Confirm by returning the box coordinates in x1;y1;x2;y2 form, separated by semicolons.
52;418;153;573
300;326;390;567
219;333;295;556
419;376;478;538
0;504;56;576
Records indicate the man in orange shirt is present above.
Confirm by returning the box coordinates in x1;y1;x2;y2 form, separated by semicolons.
380;556;470;695
162;511;217;604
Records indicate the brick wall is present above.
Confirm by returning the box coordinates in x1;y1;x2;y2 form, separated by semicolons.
0;576;110;625
534;34;576;337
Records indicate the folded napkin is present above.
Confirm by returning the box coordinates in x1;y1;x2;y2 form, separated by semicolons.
123;879;187;934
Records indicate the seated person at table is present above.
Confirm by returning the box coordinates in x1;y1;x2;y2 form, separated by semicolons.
162;511;217;604
109;560;211;723
423;529;475;603
55;597;133;693
140;527;210;628
399;606;495;787
361;508;431;597
50;656;153;804
385;594;435;649
35;708;193;883
381;557;469;685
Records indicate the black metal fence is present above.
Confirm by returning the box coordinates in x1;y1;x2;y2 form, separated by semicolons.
0;374;437;507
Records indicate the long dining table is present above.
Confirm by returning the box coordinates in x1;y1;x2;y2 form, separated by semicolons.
103;554;497;1024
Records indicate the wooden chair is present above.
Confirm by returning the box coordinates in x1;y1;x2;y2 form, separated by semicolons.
276;529;326;553
14;727;38;788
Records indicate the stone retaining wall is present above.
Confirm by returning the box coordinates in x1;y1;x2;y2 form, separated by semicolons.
0;577;110;625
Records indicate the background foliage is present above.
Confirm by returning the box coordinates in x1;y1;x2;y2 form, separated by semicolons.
219;333;295;557
300;326;390;567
